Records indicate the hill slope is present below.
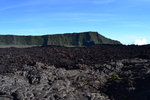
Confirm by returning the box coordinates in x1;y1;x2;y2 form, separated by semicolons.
0;31;121;46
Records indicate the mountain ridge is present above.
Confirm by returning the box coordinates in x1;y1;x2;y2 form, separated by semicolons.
0;31;121;47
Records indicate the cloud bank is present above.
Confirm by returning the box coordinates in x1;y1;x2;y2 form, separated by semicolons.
134;38;147;45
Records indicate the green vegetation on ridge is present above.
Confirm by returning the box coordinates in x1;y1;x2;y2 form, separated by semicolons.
0;32;121;46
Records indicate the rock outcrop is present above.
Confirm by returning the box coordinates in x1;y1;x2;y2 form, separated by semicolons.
0;58;150;100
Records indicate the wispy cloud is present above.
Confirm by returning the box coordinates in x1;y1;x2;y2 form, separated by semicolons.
116;21;145;27
81;19;108;22
131;0;150;3
93;0;115;4
125;0;150;6
0;0;51;12
0;4;24;11
0;0;88;12
125;35;144;39
47;12;114;22
0;28;49;35
0;17;39;24
25;0;86;5
51;12;114;17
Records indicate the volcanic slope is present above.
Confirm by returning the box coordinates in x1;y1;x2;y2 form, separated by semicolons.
0;31;121;47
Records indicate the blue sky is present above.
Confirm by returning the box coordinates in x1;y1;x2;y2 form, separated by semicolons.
0;0;150;45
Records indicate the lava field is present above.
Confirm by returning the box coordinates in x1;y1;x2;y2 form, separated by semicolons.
0;45;150;73
0;45;150;100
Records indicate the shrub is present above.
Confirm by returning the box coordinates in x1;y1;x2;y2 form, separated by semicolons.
111;74;119;79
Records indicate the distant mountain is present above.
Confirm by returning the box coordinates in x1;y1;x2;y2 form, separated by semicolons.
0;31;121;47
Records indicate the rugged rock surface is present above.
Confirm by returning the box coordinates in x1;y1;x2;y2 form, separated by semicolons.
0;62;108;100
0;45;150;100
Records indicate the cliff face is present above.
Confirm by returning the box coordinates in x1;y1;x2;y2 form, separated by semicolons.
0;32;121;46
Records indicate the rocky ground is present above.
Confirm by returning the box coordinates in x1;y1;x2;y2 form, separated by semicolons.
0;45;150;100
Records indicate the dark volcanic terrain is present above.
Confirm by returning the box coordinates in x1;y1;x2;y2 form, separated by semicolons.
0;45;150;100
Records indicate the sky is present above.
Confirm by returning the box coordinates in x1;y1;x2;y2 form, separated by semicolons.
0;0;150;45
